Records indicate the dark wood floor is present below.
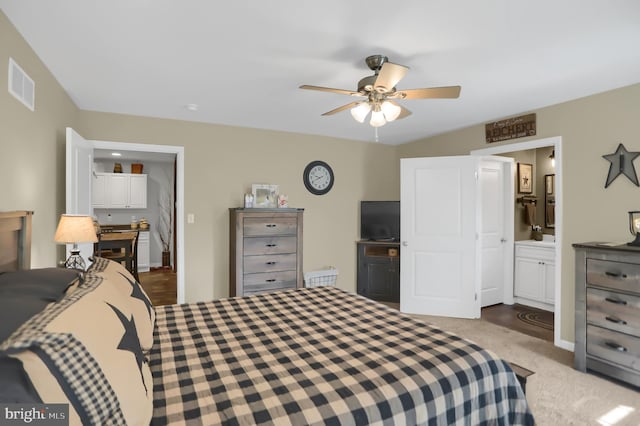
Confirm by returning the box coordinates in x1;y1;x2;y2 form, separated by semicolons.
139;268;177;306
381;301;554;342
482;303;554;342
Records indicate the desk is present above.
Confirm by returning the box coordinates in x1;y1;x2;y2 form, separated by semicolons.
94;231;139;281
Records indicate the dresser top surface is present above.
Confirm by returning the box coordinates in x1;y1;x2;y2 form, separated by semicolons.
231;208;304;212
573;241;640;253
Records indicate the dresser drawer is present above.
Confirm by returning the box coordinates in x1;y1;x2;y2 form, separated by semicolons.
244;253;297;273
243;271;298;294
586;258;640;294
587;287;640;337
243;236;297;255
587;325;640;373
243;217;298;237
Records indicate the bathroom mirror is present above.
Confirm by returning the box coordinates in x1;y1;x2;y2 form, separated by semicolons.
545;174;555;228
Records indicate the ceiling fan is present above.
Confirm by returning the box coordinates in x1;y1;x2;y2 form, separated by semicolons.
300;54;461;127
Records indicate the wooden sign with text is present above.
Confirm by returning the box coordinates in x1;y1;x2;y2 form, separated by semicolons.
485;113;536;143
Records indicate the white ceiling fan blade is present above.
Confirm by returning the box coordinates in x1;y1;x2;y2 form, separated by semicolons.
321;101;360;116
397;86;461;100
299;85;363;97
397;106;412;120
373;62;408;93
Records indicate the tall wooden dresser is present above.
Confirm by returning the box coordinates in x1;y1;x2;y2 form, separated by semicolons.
229;208;304;297
573;242;640;387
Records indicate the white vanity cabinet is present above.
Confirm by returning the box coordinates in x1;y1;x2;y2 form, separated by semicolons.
514;241;555;311
92;173;147;209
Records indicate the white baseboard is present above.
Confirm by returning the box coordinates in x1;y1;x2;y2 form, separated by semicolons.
555;339;574;352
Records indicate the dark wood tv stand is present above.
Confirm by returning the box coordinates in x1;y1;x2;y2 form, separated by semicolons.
356;240;400;303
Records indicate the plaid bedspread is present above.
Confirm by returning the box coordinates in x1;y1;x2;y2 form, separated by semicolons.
150;287;533;425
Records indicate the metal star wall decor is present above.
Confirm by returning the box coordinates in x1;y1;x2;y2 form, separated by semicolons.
603;143;640;188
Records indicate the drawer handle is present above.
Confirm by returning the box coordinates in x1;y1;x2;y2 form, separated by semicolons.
266;244;277;247
266;224;277;228
605;297;628;306
605;341;628;352
265;279;276;282
605;316;628;325
605;271;627;279
266;261;276;265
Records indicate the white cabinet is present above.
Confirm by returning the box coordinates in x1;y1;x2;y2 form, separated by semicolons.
137;231;150;273
514;241;555;311
92;173;108;208
128;175;147;208
92;173;147;209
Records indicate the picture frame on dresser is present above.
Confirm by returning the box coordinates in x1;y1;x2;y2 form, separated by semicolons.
252;184;278;208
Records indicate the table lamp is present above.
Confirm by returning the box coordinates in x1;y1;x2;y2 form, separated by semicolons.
54;214;98;270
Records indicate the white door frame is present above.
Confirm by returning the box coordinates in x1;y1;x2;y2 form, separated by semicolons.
471;136;569;351
91;140;186;304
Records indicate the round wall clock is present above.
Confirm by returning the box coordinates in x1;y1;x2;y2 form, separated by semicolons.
303;160;334;195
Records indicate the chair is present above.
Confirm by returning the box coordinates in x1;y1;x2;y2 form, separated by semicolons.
94;231;140;282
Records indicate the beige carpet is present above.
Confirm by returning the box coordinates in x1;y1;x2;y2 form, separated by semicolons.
411;314;640;426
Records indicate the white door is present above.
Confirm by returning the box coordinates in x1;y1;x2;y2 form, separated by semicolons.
65;128;94;262
400;156;480;318
479;160;506;307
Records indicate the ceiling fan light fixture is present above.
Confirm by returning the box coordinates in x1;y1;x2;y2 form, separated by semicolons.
380;101;401;122
350;102;372;123
370;109;386;127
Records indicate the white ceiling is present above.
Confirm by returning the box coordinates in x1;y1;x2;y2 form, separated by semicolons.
2;1;640;145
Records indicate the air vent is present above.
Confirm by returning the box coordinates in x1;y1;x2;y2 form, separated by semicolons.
8;58;35;111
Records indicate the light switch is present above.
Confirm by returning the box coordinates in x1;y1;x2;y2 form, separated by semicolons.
187;213;195;224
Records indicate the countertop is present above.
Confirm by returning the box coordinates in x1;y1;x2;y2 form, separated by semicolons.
515;239;556;248
99;224;149;233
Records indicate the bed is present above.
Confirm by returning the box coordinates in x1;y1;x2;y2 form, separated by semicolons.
0;211;534;425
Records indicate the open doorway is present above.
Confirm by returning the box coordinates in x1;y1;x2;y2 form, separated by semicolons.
471;136;566;349
93;149;178;305
91;140;185;305
66;128;186;305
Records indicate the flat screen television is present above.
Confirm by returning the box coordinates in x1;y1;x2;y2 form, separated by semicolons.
360;201;400;241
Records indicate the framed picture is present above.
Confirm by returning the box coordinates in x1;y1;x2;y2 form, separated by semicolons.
545;174;554;195
517;163;533;194
252;184;279;208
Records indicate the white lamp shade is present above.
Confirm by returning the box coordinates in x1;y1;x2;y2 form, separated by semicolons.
54;215;98;244
350;102;371;123
380;101;401;122
369;109;386;127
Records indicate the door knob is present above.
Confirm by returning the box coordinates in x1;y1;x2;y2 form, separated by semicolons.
500;238;507;243
402;241;408;246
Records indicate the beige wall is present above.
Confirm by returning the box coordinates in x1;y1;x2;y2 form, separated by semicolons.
0;12;80;266
398;83;640;343
77;112;399;301
1;10;398;303
5;8;640;345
